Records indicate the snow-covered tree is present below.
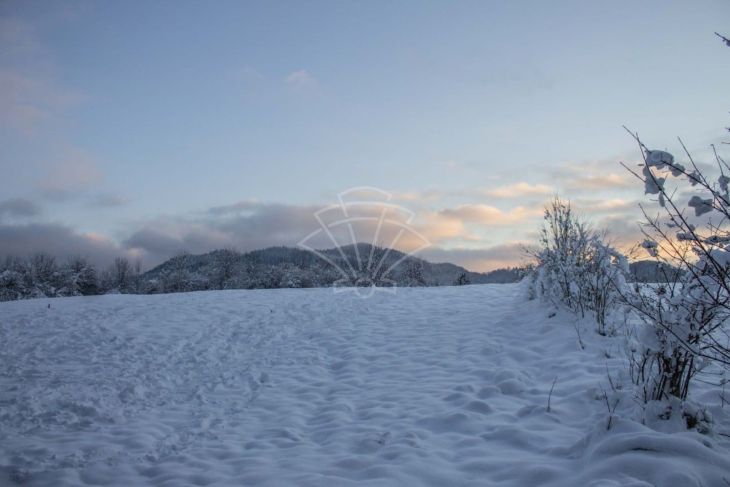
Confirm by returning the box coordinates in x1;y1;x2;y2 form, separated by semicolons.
29;253;61;297
210;249;240;289
0;262;28;301
161;253;194;293
454;272;470;286
402;259;426;287
66;256;99;296
113;257;133;292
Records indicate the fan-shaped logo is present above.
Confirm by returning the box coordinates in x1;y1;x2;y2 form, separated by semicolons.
297;187;431;297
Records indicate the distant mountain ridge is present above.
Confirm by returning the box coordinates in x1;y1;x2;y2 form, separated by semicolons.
140;243;525;293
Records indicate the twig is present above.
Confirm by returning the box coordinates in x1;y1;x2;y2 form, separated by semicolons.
572;319;585;350
601;386;619;431
715;32;730;47
547;377;558;413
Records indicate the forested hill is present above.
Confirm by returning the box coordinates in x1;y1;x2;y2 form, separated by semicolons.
0;244;528;301
141;244;525;293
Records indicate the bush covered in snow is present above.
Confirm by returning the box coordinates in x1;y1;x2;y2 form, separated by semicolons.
625;278;720;403
530;197;629;335
620;129;730;405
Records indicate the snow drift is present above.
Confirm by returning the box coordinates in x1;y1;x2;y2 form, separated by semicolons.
0;284;728;486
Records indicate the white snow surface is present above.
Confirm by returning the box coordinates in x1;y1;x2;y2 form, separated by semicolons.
1;284;729;486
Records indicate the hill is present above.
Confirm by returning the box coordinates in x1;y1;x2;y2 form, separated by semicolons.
140;244;524;293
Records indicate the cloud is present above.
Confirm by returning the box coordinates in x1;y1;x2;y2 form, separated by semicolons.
392;189;454;203
0;222;131;268
550;160;635;193
565;173;633;191
573;198;636;214
484;182;553;198
121;198;518;267
0;17;85;135
207;199;261;216
285;69;318;90
0;190;561;271
413;211;468;242
37;148;103;200
392;183;553;204
437;204;543;226
88;193;129;208
0;69;80;135
122;198;537;271
0;198;42;220
124;203;323;266
596;214;644;252
0;188;550;272
115;193;555;268
125;226;197;257
422;242;532;272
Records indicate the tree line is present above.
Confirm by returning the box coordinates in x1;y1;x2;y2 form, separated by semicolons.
0;254;142;301
0;245;527;302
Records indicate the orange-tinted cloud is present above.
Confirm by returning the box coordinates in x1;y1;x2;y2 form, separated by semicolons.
438;204;543;226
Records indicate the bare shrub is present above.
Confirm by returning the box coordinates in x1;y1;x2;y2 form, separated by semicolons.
531;197;628;335
620;130;730;403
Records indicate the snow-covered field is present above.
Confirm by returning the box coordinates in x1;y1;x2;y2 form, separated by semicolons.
1;284;729;486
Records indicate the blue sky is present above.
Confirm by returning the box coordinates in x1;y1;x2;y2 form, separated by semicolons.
2;0;729;270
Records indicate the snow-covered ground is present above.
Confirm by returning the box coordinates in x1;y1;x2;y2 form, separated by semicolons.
1;284;728;486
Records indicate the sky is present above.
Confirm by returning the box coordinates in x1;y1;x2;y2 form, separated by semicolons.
1;0;729;271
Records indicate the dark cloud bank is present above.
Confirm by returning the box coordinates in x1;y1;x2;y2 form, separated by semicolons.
0;195;644;272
